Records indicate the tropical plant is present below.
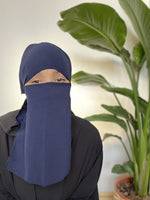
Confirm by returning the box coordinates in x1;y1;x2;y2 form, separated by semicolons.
57;0;150;197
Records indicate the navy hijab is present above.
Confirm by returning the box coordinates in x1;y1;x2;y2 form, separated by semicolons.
6;42;72;187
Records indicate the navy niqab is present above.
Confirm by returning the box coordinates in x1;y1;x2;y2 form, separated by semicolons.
6;42;72;187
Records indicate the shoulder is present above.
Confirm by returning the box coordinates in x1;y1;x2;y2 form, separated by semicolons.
0;110;19;121
72;113;101;139
0;110;20;133
72;113;102;151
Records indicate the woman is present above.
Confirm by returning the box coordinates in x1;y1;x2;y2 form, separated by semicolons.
0;42;103;200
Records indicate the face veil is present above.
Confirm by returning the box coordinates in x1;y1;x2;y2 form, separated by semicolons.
6;42;72;187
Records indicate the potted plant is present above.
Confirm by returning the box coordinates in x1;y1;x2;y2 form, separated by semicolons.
57;0;150;199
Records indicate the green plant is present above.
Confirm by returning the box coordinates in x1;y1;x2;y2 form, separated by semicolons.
57;0;150;197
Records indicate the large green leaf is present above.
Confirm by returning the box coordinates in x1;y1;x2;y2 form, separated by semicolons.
58;3;127;55
119;0;150;64
71;71;109;85
132;42;145;67
101;84;147;113
102;104;137;130
71;70;147;113
123;161;134;176
103;133;122;142
112;161;134;176
84;113;127;132
112;164;127;174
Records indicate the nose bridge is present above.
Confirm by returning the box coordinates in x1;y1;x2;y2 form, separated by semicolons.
39;68;58;82
41;73;56;82
43;72;56;82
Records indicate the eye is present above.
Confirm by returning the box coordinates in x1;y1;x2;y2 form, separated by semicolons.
32;80;41;84
56;77;66;82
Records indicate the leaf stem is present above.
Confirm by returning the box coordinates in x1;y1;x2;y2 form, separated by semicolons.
120;55;142;135
143;65;150;140
120;138;132;161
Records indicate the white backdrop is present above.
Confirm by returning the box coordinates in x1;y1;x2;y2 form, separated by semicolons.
0;0;149;192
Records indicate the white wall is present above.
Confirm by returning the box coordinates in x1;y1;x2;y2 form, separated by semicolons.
0;0;149;192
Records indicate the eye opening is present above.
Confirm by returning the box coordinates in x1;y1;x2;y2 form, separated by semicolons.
31;80;41;84
56;77;66;82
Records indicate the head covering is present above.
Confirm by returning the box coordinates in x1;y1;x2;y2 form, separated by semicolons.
6;42;72;187
19;42;71;94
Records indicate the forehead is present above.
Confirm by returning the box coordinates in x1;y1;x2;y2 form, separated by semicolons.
29;69;66;81
33;69;62;76
39;69;59;73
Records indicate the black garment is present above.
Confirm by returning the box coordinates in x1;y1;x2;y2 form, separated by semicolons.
0;109;103;200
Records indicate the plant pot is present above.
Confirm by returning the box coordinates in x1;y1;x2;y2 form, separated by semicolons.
114;177;131;200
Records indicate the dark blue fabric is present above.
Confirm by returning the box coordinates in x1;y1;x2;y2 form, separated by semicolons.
16;99;27;125
6;42;72;187
19;42;71;94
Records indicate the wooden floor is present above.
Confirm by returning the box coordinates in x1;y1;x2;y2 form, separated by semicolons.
99;192;114;200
